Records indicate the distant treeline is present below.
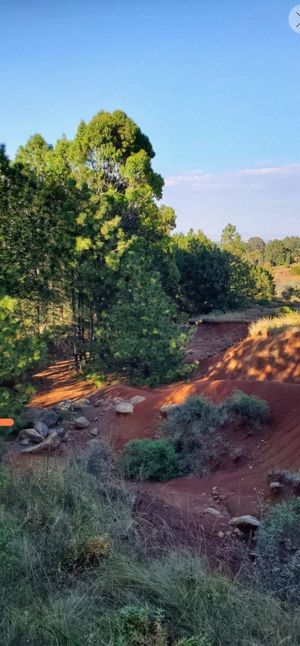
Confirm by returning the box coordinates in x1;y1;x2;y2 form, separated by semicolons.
219;223;300;267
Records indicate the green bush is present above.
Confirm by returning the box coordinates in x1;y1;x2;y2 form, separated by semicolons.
121;438;179;481
116;605;167;645
222;390;270;431
163;396;226;476
255;498;300;604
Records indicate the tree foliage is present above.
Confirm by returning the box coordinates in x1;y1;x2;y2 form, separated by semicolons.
95;260;191;385
0;296;45;426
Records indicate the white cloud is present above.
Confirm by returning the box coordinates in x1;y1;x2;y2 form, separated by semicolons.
165;163;300;188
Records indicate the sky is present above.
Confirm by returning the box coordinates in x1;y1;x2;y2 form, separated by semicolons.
1;0;299;240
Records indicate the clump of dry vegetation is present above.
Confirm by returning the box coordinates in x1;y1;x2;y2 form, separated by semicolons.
249;311;300;337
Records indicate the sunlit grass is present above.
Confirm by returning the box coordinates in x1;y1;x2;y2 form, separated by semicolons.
249;311;300;337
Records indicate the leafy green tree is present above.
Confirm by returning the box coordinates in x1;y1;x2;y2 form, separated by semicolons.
174;229;230;313
220;223;246;256
265;240;292;266
247;237;265;254
0;146;78;316
95;261;190;385
15;134;52;174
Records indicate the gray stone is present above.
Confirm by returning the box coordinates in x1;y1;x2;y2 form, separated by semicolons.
229;515;261;529
115;401;134;414
129;395;146;405
75;416;90;429
18;428;44;444
73;398;91;410
21;431;60;453
89;427;99;436
51;427;65;437
269;481;282;492
205;507;222;517
19;438;30;446
33;420;49;438
55;399;73;412
37;409;59;427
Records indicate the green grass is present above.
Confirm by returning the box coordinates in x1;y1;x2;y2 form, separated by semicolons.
0;454;299;645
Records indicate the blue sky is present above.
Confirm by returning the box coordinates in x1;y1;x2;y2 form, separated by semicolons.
1;0;299;239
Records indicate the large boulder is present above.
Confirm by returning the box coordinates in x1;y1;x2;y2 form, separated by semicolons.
21;431;61;453
36;409;59;427
115;401;133;414
18;428;44;444
33;420;49;438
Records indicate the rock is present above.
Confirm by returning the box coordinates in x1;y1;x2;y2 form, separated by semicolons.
21;431;60;453
18;428;44;444
129;395;146;405
55;399;73;412
205;507;222;517
89;427;98;436
37;409;59;427
218;531;225;539
75;416;90;429
269;481;282;493
160;404;178;416
95;398;113;410
19;438;30;446
73;398;91;410
229;515;261;529
115;401;134;414
51;427;66;438
33;420;49;438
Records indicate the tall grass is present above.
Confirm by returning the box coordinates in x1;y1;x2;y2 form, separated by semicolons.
0;452;299;644
249;311;300;337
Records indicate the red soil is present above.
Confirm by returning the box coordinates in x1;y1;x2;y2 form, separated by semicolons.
197;330;300;383
14;321;300;554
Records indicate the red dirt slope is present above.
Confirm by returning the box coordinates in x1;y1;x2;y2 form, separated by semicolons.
197;330;300;383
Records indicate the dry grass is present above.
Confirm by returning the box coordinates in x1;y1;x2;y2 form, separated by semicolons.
249;311;300;337
190;305;278;325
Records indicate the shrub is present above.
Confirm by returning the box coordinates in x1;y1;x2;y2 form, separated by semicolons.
163;396;226;476
222;391;270;431
116;605;168;645
121;438;179;481
255;498;300;604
